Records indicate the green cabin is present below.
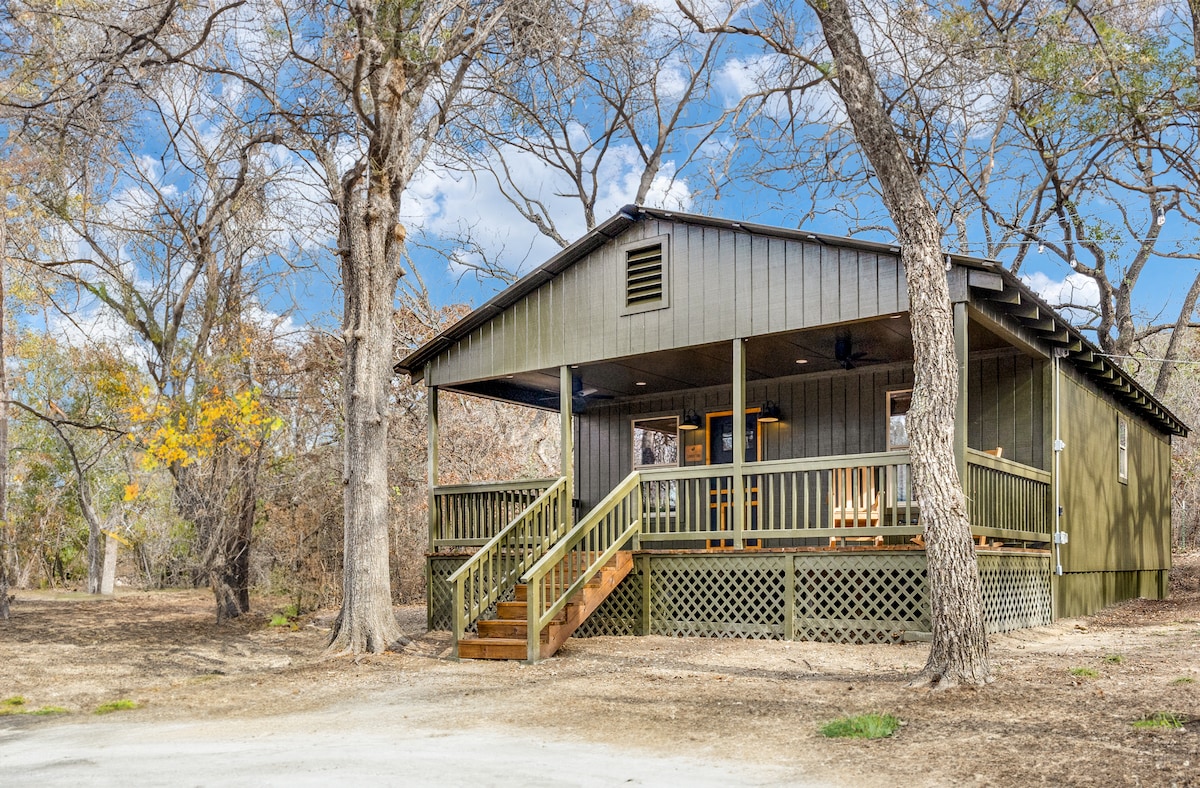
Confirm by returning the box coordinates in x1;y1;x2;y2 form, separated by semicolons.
396;207;1186;661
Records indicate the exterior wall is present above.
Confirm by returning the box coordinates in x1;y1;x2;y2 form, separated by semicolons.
1055;367;1172;614
967;349;1048;470
1056;569;1169;619
574;364;914;510
426;219;909;387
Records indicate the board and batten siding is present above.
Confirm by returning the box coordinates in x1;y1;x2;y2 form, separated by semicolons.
1056;367;1171;580
574;365;915;510
426;219;910;387
967;349;1048;471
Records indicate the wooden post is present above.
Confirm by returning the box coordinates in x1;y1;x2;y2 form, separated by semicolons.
640;553;652;635
953;302;969;490
560;365;574;528
732;338;746;550
527;571;542;663
783;554;796;640
427;370;439;554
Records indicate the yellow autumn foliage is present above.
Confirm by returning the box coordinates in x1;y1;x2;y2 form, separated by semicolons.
127;385;283;470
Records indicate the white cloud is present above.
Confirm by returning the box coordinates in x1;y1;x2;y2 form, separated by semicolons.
400;138;694;280
1021;271;1101;323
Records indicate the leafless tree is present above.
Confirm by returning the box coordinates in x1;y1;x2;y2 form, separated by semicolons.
682;0;991;688
2;1;303;617
438;0;749;272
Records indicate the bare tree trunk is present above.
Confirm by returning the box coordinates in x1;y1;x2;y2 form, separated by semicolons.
175;457;256;622
1153;272;1200;399
809;0;991;687
80;482;104;595
326;164;404;654
0;180;9;619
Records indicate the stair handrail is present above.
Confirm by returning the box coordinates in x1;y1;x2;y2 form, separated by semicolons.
521;470;642;662
447;476;569;656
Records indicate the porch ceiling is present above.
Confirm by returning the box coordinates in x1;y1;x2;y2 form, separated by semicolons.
446;315;916;410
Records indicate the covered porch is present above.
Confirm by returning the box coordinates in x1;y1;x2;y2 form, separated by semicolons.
421;308;1056;653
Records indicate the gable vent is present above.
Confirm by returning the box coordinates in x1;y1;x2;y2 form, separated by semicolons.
625;243;664;307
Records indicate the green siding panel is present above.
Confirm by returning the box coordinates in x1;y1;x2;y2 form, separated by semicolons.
1056;569;1169;618
428;220;911;387
1057;369;1171;574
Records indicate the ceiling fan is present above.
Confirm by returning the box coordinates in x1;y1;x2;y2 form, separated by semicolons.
833;334;877;370
535;375;614;411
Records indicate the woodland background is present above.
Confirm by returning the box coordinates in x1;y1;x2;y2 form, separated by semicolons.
1;0;1199;620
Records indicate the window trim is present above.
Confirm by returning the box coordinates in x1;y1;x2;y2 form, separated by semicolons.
632;415;681;470
886;389;913;451
620;234;671;316
1117;416;1129;484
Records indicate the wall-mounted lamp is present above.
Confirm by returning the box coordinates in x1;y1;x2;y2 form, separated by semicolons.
679;409;702;431
758;401;783;423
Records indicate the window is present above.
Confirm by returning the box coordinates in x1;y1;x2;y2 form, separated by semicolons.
1118;416;1128;484
887;390;912;451
621;235;670;315
887;390;913;503
633;416;679;468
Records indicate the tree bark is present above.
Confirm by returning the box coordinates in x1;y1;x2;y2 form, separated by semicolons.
80;482;104;595
0;180;9;619
808;0;991;687
175;456;255;622
326;165;405;653
1153;272;1200;399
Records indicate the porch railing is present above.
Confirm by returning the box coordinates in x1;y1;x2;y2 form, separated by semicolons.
431;478;558;550
640;452;921;547
965;448;1053;541
434;451;1052;564
446;477;569;655
522;471;642;662
639;450;1051;547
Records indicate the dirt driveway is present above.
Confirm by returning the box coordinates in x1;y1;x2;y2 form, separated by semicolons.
2;557;1199;787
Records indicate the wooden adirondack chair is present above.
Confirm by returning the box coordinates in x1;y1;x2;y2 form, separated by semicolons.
828;466;883;548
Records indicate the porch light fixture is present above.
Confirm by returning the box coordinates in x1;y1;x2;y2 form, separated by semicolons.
758;401;783;423
795;358;808;365
679;409;702;431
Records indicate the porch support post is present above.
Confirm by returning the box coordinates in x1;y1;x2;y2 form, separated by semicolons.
560;365;574;526
425;370;439;634
953;302;969;488
732;338;746;550
426;367;439;554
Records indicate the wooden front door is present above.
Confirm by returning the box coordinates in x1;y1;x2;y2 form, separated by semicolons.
706;411;760;548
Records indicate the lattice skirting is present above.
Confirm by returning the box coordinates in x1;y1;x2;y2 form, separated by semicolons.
649;555;788;639
978;553;1053;632
427;555;469;631
794;553;929;644
431;551;1053;643
575;570;645;637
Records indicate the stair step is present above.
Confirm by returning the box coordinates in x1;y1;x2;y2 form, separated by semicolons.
477;619;526;638
455;551;635;661
477;618;561;639
495;601;526;620
457;637;527;660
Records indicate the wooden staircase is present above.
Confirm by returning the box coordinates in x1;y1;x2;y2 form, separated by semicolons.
457;551;634;660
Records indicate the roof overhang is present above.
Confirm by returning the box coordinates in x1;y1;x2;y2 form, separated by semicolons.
968;266;1187;438
395;206;1187;438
